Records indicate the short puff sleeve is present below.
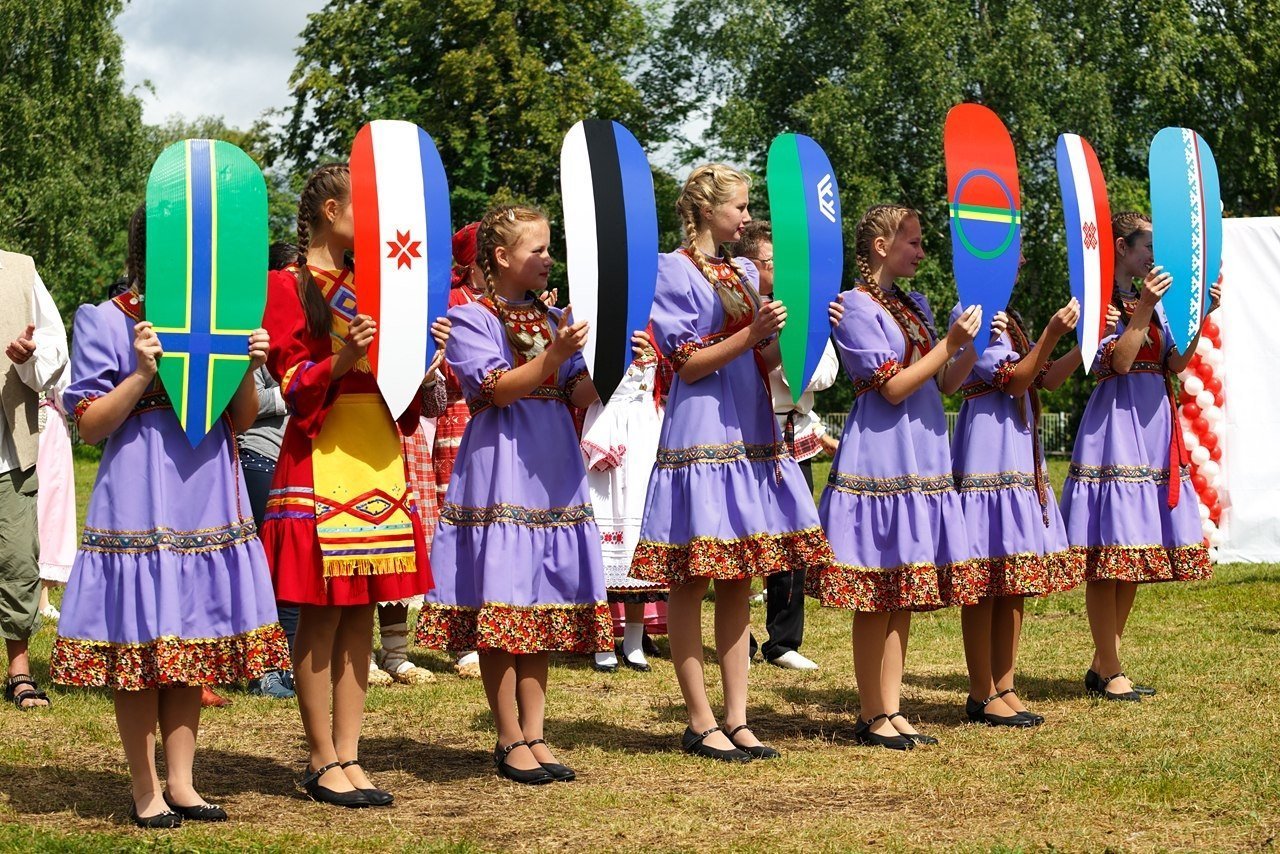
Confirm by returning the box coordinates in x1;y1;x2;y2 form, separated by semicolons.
649;253;704;372
834;289;901;390
445;302;511;406
63;303;123;425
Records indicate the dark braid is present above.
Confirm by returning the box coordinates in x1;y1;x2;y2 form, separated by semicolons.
295;163;350;339
125;203;146;294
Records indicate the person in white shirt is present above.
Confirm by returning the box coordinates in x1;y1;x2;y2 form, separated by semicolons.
731;223;836;671
0;249;69;709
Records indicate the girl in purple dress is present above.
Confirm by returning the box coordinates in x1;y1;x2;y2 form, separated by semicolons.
943;277;1086;727
415;205;611;785
51;207;289;827
1060;211;1220;701
630;164;833;763
808;205;980;750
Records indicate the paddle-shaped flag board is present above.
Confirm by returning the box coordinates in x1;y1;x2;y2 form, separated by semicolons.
561;119;659;405
1149;127;1222;355
147;139;267;447
945;104;1022;354
351;120;452;418
1055;133;1114;373
767;133;843;404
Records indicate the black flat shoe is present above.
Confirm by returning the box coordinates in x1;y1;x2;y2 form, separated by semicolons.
966;695;1037;727
129;803;182;829
1132;683;1156;696
1086;669;1149;698
339;760;394;806
162;792;227;821
493;740;555;785
620;654;651;673
526;738;575;781
300;762;372;807
1086;671;1141;702
853;714;913;750
888;712;939;744
681;725;753;763
727;724;780;759
591;659;618;673
992;690;1044;726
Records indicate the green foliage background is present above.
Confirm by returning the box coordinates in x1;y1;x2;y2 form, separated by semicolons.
2;0;1277;422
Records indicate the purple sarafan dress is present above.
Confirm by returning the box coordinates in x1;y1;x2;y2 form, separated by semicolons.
415;296;612;654
808;285;975;612
1060;292;1211;582
51;294;289;691
949;304;1083;597
629;251;831;586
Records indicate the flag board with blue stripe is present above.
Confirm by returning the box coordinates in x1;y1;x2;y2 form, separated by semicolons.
147;139;268;446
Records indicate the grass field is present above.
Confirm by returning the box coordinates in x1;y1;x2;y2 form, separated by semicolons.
1;453;1276;852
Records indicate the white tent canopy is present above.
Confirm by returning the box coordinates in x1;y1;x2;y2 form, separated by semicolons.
1216;217;1280;562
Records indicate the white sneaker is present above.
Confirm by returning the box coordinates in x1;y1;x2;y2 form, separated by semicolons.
769;650;819;671
39;605;60;621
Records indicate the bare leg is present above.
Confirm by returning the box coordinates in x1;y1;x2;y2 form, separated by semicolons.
668;577;733;749
992;595;1027;712
292;604;354;793
1085;580;1133;693
714;578;757;747
333;605;376;790
852;611;895;737
114;688;165;817
961;598;1014;717
480;651;540;771
157;685;207;807
517;653;561;765
1114;581;1138;661
883;611;923;733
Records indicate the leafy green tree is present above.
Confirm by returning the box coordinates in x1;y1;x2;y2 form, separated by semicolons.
0;0;152;315
281;0;686;288
658;0;1280;422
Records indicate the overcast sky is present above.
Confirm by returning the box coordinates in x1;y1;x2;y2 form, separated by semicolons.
116;0;325;129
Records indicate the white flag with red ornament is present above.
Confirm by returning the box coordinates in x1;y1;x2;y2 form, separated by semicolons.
351;119;452;418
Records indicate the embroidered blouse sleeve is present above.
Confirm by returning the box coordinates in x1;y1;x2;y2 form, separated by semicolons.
261;269;342;438
63;303;121;425
650;253;704;373
833;289;900;389
445;303;510;406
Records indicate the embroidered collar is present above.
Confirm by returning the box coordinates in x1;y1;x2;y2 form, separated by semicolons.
112;290;143;320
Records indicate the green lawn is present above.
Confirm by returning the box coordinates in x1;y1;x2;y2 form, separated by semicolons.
2;454;1275;852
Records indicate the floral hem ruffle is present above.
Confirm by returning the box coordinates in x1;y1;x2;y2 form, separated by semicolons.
414;602;613;654
50;623;290;691
629;526;833;586
1076;543;1212;583
806;558;982;612
967;549;1085;598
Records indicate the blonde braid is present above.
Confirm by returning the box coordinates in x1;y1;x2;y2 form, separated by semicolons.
476;204;551;358
677;164;757;322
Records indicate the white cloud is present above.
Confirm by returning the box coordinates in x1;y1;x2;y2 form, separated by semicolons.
116;0;326;129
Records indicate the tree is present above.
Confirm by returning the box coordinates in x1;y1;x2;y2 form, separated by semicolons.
281;0;686;287
657;0;1279;421
0;0;152;315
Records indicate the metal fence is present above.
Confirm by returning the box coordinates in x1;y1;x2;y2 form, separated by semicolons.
820;411;1075;456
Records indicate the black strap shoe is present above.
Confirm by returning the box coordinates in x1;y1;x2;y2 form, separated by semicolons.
726;724;780;759
681;725;752;762
994;689;1044;726
493;741;555;784
966;694;1038;727
162;792;227;821
526;738;576;781
887;712;939;744
339;760;394;805
129;803;182;829
853;714;913;750
300;762;372;807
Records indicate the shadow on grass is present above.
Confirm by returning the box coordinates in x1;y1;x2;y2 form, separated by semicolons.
900;670;1085;702
359;736;494;783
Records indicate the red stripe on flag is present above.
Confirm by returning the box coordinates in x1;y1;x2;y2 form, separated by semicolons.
351;125;382;374
1081;139;1113;342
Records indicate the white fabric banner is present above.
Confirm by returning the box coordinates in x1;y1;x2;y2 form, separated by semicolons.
1216;217;1280;562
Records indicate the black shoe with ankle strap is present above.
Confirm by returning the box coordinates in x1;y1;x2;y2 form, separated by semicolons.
853;714;913;750
887;712;939;744
339;760;393;805
681;725;752;763
526;738;575;782
966;693;1038;727
300;762;372;808
993;689;1044;726
727;724;780;759
493;740;555;785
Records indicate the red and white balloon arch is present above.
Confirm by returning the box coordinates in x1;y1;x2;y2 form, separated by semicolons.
1176;276;1226;550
